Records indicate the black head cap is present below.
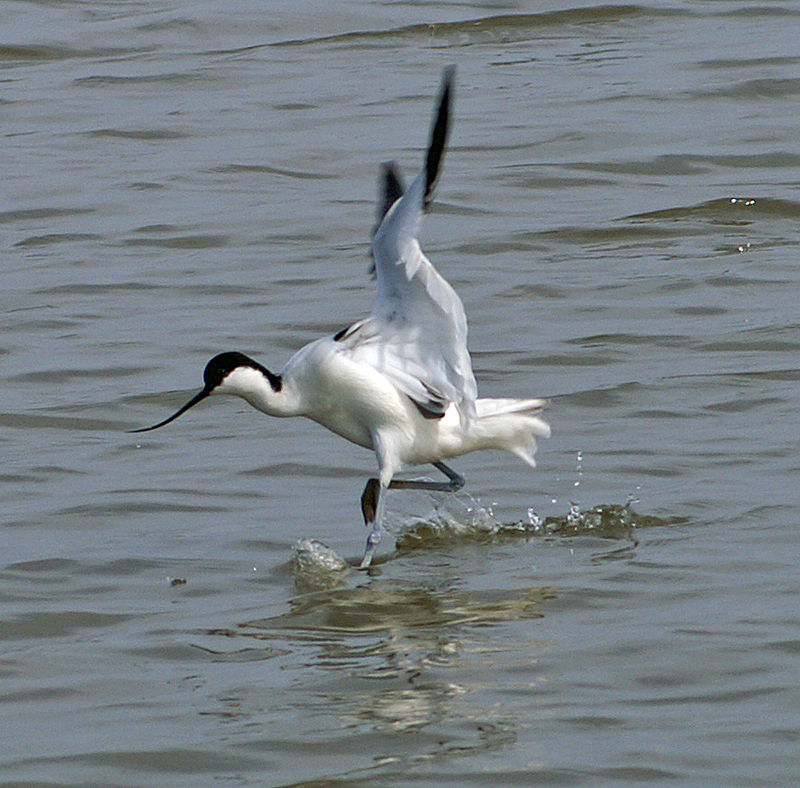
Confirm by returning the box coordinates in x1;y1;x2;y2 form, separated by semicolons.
204;351;282;393
129;351;280;434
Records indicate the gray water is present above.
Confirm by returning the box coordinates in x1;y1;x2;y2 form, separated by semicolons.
3;2;800;786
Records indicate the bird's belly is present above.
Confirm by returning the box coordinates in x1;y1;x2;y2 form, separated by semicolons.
301;355;409;452
310;409;375;451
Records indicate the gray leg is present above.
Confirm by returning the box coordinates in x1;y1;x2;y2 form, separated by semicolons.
359;478;384;569
382;461;465;493
358;462;465;568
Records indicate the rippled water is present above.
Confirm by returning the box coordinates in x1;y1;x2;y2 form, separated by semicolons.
3;2;800;786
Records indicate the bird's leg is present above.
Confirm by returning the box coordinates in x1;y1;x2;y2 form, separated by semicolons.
359;478;385;569
387;461;465;493
358;462;465;568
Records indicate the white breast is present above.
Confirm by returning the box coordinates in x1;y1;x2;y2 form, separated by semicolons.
284;338;417;451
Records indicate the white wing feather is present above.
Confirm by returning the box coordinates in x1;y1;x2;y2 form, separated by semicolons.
346;168;477;422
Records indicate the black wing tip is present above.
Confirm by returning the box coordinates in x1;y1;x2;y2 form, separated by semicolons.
370;66;455;253
382;160;404;186
370;160;406;272
378;160;405;221
441;64;456;87
425;65;456;210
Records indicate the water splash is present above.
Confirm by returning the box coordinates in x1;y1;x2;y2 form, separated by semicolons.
396;499;681;551
566;500;582;527
527;507;543;530
291;539;350;591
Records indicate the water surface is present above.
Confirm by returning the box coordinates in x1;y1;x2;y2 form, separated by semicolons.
2;2;800;786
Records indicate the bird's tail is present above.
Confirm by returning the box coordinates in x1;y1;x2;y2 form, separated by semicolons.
472;397;551;467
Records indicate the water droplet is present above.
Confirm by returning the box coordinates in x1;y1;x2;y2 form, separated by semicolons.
625;485;642;507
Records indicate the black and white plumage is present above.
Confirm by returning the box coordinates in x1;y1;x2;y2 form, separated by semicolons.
132;67;550;568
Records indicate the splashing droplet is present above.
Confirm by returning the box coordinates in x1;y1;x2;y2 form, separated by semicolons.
625;485;642;507
566;501;582;527
572;450;584;490
527;507;543;531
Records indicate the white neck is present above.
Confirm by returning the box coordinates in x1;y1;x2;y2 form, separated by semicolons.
215;366;300;417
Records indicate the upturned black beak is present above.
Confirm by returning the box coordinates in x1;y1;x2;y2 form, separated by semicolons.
129;387;210;433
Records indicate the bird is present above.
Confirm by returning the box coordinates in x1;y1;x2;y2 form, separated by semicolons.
131;66;550;568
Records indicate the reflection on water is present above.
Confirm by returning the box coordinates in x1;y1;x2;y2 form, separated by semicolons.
251;582;553;634
182;566;557;769
232;579;553;750
217;500;674;749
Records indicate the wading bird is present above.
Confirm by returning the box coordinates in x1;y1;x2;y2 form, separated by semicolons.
132;67;550;568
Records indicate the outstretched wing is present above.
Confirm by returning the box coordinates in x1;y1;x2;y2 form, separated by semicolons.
347;66;477;422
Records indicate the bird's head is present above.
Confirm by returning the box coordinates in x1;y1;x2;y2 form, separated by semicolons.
130;351;281;433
